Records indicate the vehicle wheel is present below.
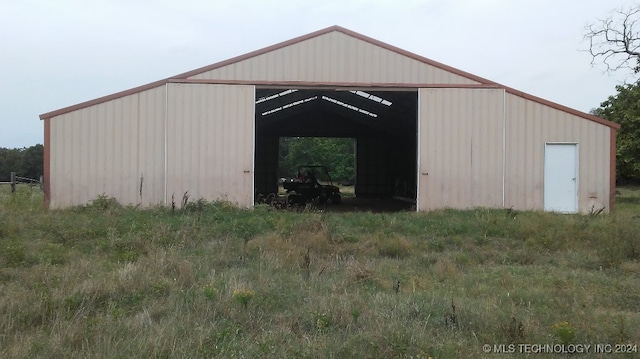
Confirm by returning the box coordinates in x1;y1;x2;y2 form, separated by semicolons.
331;194;341;205
318;191;329;205
287;194;304;207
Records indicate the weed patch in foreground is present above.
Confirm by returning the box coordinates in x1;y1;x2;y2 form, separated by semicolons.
0;188;639;358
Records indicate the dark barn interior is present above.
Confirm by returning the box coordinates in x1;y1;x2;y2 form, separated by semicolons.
254;88;418;210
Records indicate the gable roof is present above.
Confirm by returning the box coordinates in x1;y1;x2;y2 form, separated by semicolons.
39;25;619;130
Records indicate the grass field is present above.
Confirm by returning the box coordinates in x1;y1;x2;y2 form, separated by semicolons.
0;186;639;358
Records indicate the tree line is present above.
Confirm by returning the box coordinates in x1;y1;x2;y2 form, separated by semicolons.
0;144;44;182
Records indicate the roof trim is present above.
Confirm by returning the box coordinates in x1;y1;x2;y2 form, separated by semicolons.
39;25;619;130
505;87;620;129
168;78;501;89
40;81;167;120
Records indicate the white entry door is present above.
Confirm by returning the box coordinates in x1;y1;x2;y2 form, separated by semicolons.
544;144;578;213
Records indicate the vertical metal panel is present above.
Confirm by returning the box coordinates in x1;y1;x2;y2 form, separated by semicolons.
418;88;505;210
49;86;165;208
189;32;479;85
137;86;166;205
504;93;611;212
166;83;254;207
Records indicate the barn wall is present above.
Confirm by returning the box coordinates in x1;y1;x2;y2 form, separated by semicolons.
418;88;505;211
504;93;611;212
188;32;480;85
166;83;255;207
48;86;165;208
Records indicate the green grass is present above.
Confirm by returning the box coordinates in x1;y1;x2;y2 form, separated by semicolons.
0;185;639;358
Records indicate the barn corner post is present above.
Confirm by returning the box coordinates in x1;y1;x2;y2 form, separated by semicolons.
609;127;617;212
43;117;51;208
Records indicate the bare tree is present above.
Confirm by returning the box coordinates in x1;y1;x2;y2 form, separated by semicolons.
585;5;640;74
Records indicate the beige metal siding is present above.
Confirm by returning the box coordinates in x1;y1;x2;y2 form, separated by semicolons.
504;93;611;212
49;86;166;208
189;32;480;85
166;83;254;207
418;88;505;210
137;86;167;206
417;89;611;213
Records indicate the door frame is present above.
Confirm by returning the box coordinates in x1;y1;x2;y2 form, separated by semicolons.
544;142;579;213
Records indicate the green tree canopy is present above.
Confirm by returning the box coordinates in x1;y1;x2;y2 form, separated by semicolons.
0;144;44;181
279;137;355;182
593;81;640;183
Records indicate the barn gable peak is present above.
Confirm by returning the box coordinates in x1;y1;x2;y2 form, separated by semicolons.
174;25;489;86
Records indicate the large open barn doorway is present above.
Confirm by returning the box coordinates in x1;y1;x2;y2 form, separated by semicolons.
254;88;418;212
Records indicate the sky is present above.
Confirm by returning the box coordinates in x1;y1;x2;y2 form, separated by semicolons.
1;0;638;148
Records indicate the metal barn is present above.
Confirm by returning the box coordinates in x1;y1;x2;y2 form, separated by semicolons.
40;26;619;213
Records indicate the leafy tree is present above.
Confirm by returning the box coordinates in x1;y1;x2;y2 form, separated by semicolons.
593;82;640;183
0;148;22;181
22;144;44;179
279;137;355;182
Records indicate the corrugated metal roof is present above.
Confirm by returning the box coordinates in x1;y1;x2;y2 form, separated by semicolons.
39;25;619;130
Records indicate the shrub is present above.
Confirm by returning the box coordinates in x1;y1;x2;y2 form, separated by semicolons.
552;321;575;344
88;194;121;211
376;235;411;258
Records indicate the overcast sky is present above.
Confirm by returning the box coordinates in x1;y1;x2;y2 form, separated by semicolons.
1;0;638;148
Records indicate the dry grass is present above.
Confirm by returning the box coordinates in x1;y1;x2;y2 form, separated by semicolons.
0;186;639;358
